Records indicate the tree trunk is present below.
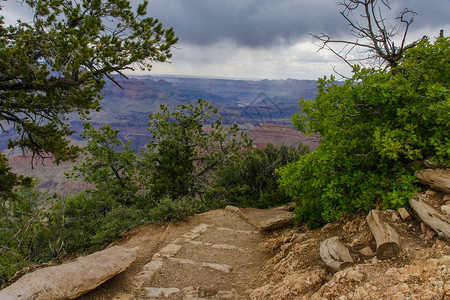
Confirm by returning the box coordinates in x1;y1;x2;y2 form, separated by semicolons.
409;196;450;240
319;236;353;271
415;169;450;193
366;210;400;259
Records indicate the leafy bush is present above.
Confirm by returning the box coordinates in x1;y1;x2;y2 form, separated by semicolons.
210;144;309;208
279;37;450;228
142;99;250;200
0;186;56;285
149;196;208;222
56;192;146;251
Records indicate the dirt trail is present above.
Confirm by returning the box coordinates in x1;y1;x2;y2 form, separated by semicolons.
79;209;272;299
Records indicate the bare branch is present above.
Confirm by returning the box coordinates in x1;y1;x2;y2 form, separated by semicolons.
313;0;420;69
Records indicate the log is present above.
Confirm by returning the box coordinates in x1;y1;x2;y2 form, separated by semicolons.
319;236;353;271
366;210;400;259
415;169;450;193
409;196;450;240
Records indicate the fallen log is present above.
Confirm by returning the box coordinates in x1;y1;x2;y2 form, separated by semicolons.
319;236;353;271
415;169;450;193
410;196;450;240
366;210;400;259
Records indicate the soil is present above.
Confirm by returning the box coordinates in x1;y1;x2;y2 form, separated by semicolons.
76;191;450;300
78;209;273;299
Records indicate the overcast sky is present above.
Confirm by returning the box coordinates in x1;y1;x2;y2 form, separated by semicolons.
2;0;450;80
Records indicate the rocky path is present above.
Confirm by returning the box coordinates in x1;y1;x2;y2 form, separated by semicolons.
92;209;271;300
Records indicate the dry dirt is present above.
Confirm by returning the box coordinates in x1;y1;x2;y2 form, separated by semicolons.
76;191;450;300
78;209;273;299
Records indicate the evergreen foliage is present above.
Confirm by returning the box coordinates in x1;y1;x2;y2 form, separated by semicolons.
278;37;450;228
142;99;251;200
211;143;309;208
0;0;177;194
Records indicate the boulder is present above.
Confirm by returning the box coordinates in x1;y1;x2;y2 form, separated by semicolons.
226;206;294;231
0;246;138;299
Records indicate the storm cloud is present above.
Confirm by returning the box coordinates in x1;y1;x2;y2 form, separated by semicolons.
147;0;450;48
2;0;450;79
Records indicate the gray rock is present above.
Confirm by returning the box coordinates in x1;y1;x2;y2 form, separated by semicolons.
398;208;411;221
0;246;138;300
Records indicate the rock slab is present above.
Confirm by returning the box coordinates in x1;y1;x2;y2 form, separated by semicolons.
0;246;139;300
226;205;294;231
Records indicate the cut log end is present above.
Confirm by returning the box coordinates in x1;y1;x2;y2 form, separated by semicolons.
366;210;400;260
320;236;353;271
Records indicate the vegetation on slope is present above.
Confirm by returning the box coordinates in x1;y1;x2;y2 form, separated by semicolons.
279;37;450;228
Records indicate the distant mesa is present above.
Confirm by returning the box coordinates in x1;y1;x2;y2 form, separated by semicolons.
248;123;320;150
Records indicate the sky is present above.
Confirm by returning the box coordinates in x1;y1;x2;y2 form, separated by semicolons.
2;0;450;80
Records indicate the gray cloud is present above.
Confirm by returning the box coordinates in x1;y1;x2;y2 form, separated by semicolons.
147;0;347;48
2;0;449;79
146;0;450;48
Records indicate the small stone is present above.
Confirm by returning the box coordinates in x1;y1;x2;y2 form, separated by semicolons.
225;205;240;213
191;223;212;234
112;293;135;300
159;244;182;257
426;228;436;239
425;190;438;197
391;211;401;222
441;205;450;215
359;247;375;257
133;270;157;288
397;208;411;221
421;222;428;234
345;270;365;282
385;268;400;277
183;232;201;240
443;194;450;202
353;287;369;299
145;287;181;298
142;260;163;272
182;286;199;298
202;262;233;273
217;289;238;299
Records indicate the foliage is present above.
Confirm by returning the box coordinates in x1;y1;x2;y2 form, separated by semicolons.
279;37;450;228
142;99;251;200
0;0;177;195
56;192;146;250
148;196;207;222
210;143;309;208
0;153;31;199
55;99;250;252
0;185;56;285
70;123;140;205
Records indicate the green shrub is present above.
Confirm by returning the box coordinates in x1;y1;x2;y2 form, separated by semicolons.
279;37;450;228
149;196;207;222
0;186;55;285
210;144;309;208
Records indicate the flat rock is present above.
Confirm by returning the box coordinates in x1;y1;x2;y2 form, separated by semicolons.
398;208;411;221
0;246;138;300
145;287;181;297
227;206;294;231
441;205;450;216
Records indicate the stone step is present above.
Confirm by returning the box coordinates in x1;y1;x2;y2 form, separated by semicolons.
174;242;254;268
148;258;241;292
194;227;261;248
169;257;233;273
141;286;239;299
